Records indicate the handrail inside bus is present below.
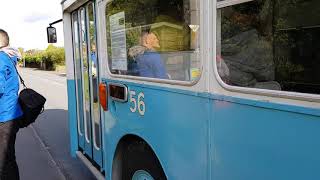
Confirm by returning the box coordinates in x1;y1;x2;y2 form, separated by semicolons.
276;24;320;32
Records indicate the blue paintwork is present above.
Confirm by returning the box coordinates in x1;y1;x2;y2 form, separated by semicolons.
102;79;209;179
212;100;320;180
67;79;78;157
100;79;320;180
69;77;320;180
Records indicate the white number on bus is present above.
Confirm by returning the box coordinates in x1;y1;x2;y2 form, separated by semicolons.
129;90;145;116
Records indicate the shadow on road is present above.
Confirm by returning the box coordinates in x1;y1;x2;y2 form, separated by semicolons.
16;109;96;180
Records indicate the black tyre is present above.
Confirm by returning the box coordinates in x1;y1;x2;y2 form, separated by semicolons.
112;141;166;180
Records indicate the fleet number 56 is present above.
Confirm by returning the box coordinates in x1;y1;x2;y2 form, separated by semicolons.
129;90;145;116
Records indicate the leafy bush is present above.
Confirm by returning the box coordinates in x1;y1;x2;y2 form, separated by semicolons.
22;45;65;70
42;45;65;70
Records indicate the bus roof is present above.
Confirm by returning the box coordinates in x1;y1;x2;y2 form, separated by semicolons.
61;0;87;12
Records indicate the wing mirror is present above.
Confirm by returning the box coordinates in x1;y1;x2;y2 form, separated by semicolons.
47;26;57;43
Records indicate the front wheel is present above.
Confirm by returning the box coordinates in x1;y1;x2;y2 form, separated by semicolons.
112;141;166;180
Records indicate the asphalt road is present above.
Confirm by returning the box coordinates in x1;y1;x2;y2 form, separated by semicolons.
15;67;96;180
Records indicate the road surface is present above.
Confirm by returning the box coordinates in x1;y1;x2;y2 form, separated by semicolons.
16;67;96;180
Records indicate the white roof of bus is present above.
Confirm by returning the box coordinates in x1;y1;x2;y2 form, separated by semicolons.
61;0;88;12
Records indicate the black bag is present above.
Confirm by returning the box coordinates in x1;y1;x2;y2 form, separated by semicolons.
18;88;46;128
10;59;46;128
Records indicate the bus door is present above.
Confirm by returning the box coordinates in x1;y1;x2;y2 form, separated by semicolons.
71;2;103;169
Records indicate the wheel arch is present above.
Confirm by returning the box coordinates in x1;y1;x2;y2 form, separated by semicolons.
111;134;167;179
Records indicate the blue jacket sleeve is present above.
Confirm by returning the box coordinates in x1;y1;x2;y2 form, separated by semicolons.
151;54;168;79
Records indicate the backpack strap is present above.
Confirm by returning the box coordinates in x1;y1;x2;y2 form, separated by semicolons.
7;55;27;89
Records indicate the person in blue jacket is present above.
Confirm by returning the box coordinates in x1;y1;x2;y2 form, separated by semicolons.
0;29;22;180
129;31;168;79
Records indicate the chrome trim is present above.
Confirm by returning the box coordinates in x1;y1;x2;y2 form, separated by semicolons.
108;83;128;102
79;7;91;144
87;1;102;151
72;11;84;137
217;0;254;9
76;151;104;180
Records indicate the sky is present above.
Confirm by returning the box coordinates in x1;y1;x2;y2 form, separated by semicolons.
0;0;64;51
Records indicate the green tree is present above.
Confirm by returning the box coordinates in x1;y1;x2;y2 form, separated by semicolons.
42;44;65;70
22;45;65;70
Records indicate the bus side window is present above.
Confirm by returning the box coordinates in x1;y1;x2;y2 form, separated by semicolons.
216;0;320;95
106;0;201;82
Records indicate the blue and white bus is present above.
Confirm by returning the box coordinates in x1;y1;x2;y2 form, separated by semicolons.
59;0;320;179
